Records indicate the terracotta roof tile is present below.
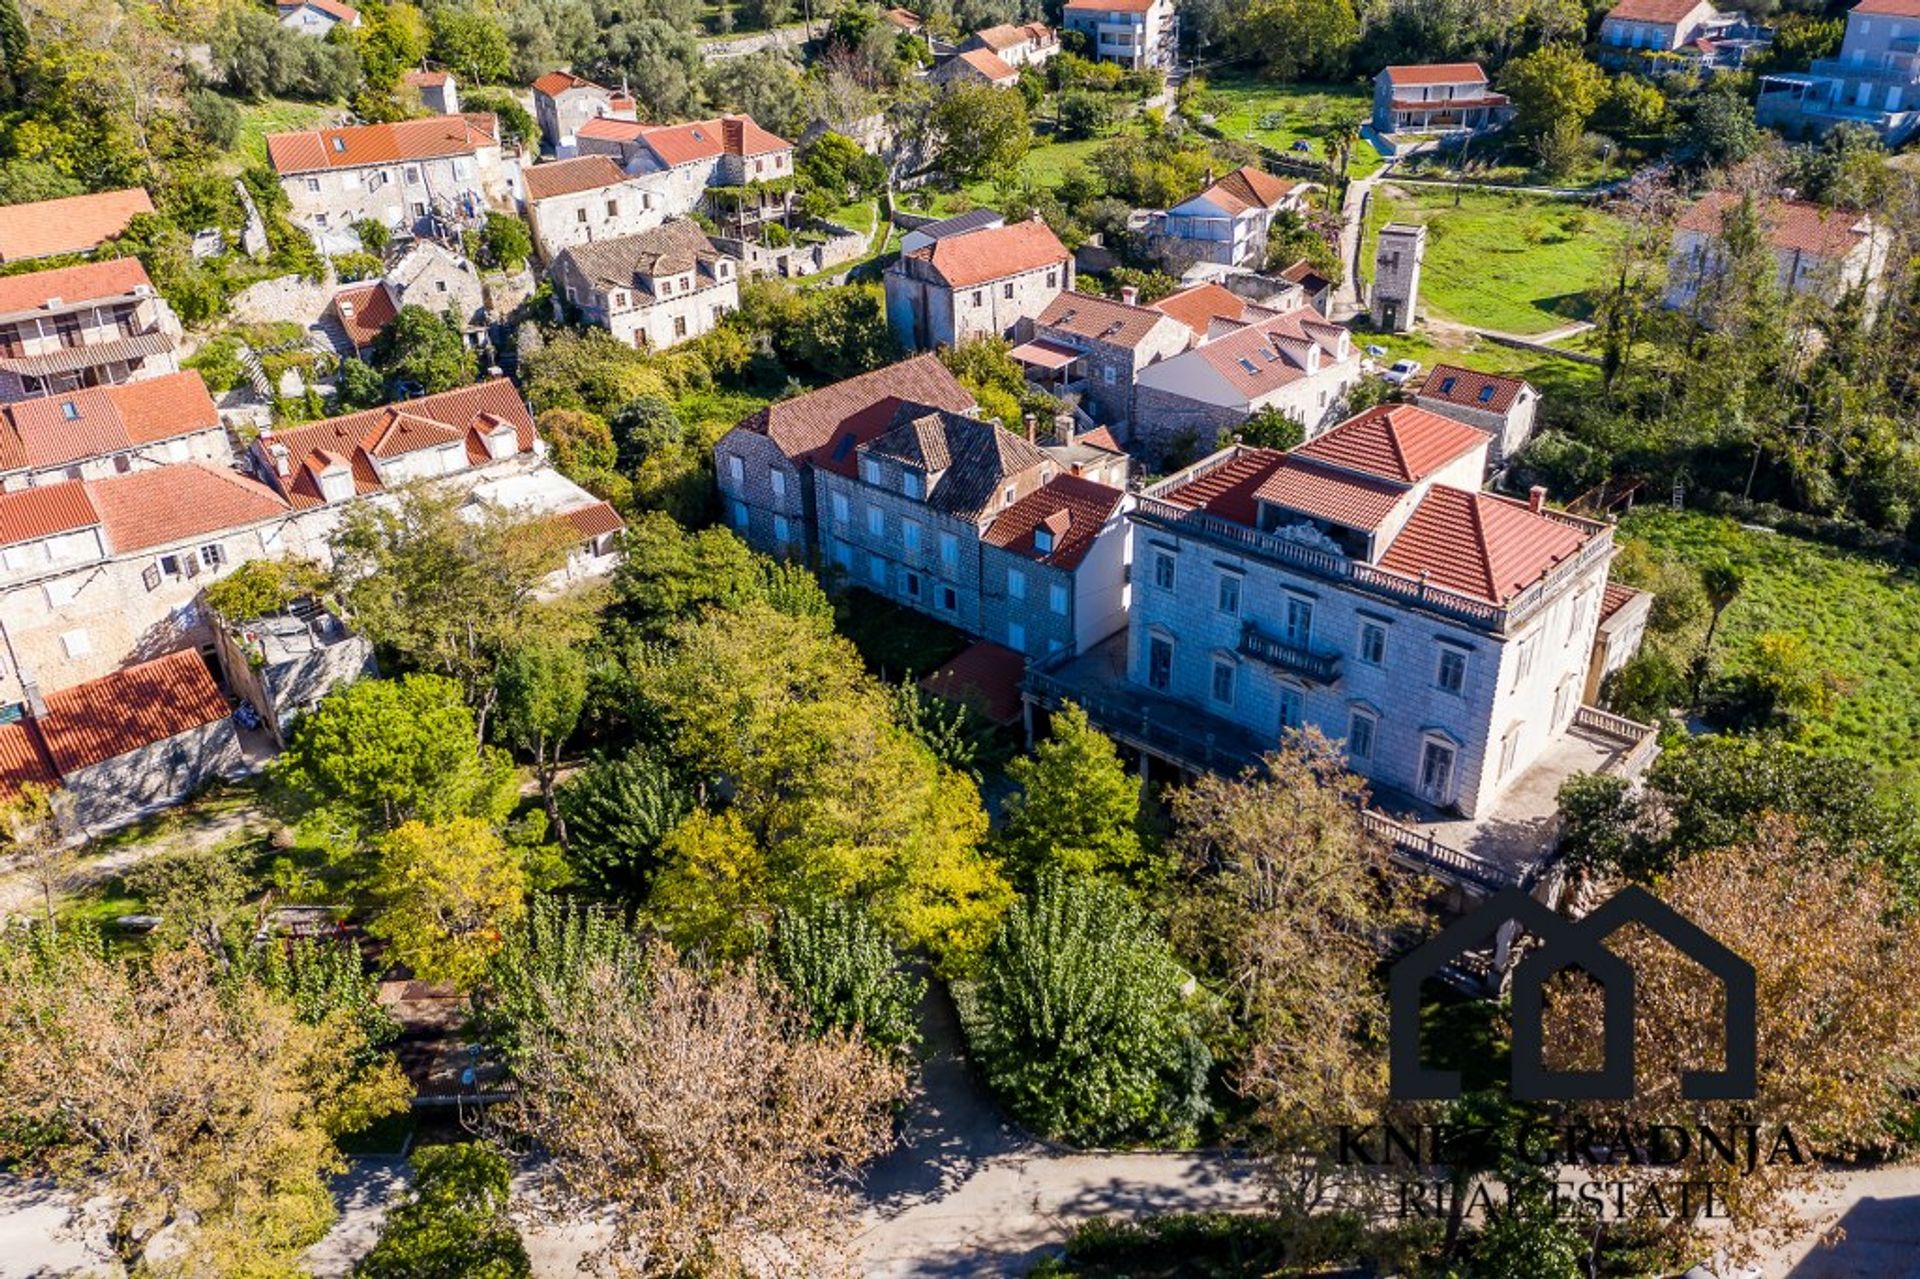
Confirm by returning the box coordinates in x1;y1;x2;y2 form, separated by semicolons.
561;500;625;538
330;281;398;352
0;189;155;263
1186;304;1351;399
1417;364;1529;415
1064;0;1154;11
86;462;288;554
1605;0;1710;22
1293;404;1487;483
919;641;1026;725
636;115;790;167
904;219;1068;289
1191;166;1300;215
951;49;1019;82
0;482;100;548
1599;580;1650;624
735;354;976;462
36;650;231;775
1151;282;1252;337
532;70;603;97
554;220;725;295
1382;63;1490;86
972;22;1050;48
1252;457;1410;531
0;720;58;805
523;155;630;202
0;371;220;472
983;472;1124;570
1676;191;1873;259
267;114;498;175
1158;447;1289;526
576;116;646;143
1377;486;1592;604
0;258;152;317
403;70;450;87
1036;289;1178;350
1854;0;1920;15
278;0;359;21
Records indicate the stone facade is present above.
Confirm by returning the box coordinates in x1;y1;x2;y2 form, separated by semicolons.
550;221;742;351
532;74;634;158
0;262;183;403
883;221;1072;350
525;168;669;261
270;117;512;244
1371;223;1426;333
64;718;244;831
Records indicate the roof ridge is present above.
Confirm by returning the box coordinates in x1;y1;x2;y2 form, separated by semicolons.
1461;488;1498;601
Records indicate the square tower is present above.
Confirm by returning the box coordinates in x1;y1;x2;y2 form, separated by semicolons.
1371;222;1427;333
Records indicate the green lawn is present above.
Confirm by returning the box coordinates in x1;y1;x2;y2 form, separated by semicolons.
1193;73;1386;179
233;98;339;171
1352;326;1603;404
1621;508;1920;773
1359;186;1624;335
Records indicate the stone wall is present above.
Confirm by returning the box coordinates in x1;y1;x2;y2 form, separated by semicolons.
64;720;245;832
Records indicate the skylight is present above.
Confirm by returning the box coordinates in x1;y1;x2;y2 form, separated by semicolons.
1478;385;1496;403
60;401;80;421
1439;377;1457;394
1237;358;1259;374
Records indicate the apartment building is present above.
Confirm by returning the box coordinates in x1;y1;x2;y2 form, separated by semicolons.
884;218;1072;350
1089;404;1618;819
523;155;668;260
1011;288;1191;429
1758;0;1920;143
267;115;512;245
1131;302;1362;461
0;188;153;264
1662;192;1889;313
532;71;638;158
0;371;227;491
0;259;183;404
1147;166;1314;270
1412;365;1540;467
1371;64;1513;135
550;220;741;351
1061;0;1177;70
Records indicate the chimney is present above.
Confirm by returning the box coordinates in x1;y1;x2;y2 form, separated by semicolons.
267;441;292;477
1024;413;1037;444
21;673;45;720
1528;485;1547;514
1120;285;1139;307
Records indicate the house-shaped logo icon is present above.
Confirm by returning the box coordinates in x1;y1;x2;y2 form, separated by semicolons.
1388;886;1756;1102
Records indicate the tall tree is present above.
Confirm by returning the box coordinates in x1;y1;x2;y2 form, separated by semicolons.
930;82;1030;185
494;635;588;845
369;818;528;990
374;305;478;394
999;702;1154;889
555;748;695;898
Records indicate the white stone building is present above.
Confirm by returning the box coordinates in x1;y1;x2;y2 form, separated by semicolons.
0;371;228;491
1148;166;1316;270
0;259;183;404
523;155;669;261
1413;365;1540;468
963;22;1060;67
1010;287;1191;431
276;0;360;35
1662;191;1889;314
267;115;513;246
550;220;741;351
531;71;637;159
573;115;796;230
884;218;1072;350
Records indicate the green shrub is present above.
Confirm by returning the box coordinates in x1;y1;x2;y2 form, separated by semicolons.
771;898;924;1051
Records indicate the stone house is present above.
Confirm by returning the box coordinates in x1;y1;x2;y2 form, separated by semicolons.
1371;64;1513;135
1758;0;1920;144
1115;403;1621;818
324;242;487;358
964;22;1060;67
715;354;977;558
1412;364;1540;468
0;371;227;491
884;218;1072;351
977;472;1131;658
1277;259;1334;313
1010;287;1190;430
574;115;796;231
267;115;512;247
1371;222;1426;333
1130;303;1362;462
550;220;741;351
1663;192;1889;314
0;259;183;404
1148;166;1315;270
1150;280;1289;342
0;649;246;831
898;209;1005;258
1061;0;1178;70
213;601;376;747
0;188;153;264
276;0;359;35
531;71;637;158
931;48;1022;89
402;70;460;116
523;155;669;261
1598;0;1724;55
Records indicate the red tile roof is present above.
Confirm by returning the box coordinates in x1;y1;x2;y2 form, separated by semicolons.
1036;289;1177;350
86;463;288;554
1854;0;1920;15
576;116;646;143
735;354;976;462
0;483;100;548
36;650;231;775
1377;486;1591;604
905;219;1069;289
1191;166;1301;215
883;6;923;27
0;720;58;804
278;0;359;21
561;500;625;538
1151;282;1253;337
523;155;629;202
1417;364;1529;415
1293;404;1487;484
1252;457;1410;531
330;281;398;352
252;380;535;507
1676;191;1873;260
267;115;499;174
1159;447;1288;526
973;21;1052;48
1604;0;1709;23
403;70;450;87
983;473;1124;570
1382;63;1490;86
636;115;791;167
952;48;1020;82
1064;0;1153;10
532;70;603;97
0;371;221;472
919;641;1026;725
1599;580;1650;624
1186;304;1351;400
0;258;152;317
0;189;154;263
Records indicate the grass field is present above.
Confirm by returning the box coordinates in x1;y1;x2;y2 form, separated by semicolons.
1360;186;1624;335
1355;327;1604;404
1193;73;1386;179
233;98;339;171
1620;508;1920;774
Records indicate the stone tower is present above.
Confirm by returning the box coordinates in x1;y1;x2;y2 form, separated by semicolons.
1370;222;1427;333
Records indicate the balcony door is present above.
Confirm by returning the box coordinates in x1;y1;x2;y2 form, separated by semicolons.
1147;635;1173;691
1419;739;1457;807
1283;596;1313;648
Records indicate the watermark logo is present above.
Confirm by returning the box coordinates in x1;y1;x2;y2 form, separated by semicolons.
1387;886;1757;1103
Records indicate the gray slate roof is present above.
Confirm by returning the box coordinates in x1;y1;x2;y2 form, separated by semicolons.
554;219;726;297
864;406;1049;520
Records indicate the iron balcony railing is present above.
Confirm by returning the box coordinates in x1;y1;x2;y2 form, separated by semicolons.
1239;622;1342;684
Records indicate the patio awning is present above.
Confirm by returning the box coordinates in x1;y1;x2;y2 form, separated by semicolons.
1008;337;1081;371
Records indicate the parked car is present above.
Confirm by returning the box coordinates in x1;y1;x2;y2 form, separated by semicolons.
1291;140;1313;153
1365;343;1389;359
1381;359;1421;385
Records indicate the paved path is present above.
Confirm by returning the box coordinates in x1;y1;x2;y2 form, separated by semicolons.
0;801;265;922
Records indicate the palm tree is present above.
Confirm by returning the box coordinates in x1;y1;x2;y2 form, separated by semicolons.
1690;562;1743;707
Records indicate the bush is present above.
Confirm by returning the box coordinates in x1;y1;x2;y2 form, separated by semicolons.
355;1144;530;1279
771;898;925;1052
477;211;532;270
555;749;694;898
1056;90;1120;140
333;251;384;282
962;872;1210;1145
184;335;245;395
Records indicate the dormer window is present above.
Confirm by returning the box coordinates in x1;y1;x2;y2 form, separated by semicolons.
60;401;80;421
1478;385;1496;403
1033;527;1054;554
